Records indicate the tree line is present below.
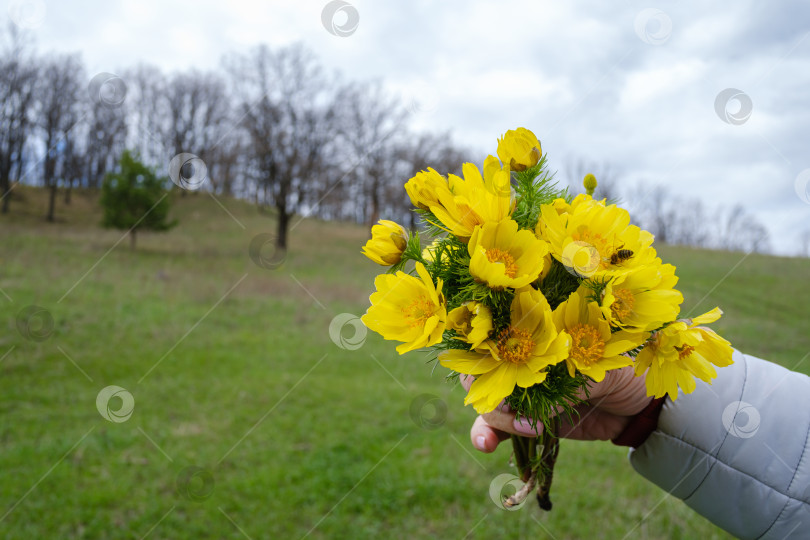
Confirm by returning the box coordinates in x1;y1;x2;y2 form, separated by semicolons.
0;24;469;249
564;158;772;254
1;23;776;255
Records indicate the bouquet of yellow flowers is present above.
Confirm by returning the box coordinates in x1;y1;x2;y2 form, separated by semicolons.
360;127;734;510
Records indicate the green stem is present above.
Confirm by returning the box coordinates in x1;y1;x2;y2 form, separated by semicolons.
536;417;560;511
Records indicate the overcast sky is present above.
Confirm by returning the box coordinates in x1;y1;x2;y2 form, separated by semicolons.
5;0;809;255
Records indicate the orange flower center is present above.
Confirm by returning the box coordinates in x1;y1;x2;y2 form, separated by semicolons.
568;324;605;366
675;344;695;360
402;295;436;328
610;288;636;322
486;248;518;278
496;327;535;364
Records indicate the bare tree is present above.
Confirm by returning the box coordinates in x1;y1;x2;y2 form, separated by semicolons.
565;157;622;201
37;53;84;221
632;183;676;244
669;197;712;248
162;69;231;179
0;24;39;213
124;64;166;168
84;96;128;189
720;204;771;253
226;43;336;250
334;81;407;228
207;130;246;196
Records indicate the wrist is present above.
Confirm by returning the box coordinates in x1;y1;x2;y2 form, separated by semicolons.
611;397;666;448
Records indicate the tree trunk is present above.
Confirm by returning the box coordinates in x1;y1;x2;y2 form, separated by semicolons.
0;172;11;214
276;207;289;250
47;183;57;222
130;229;137;250
0;186;9;214
368;176;380;228
64;180;72;205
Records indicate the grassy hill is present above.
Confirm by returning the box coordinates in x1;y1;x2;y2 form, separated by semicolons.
2;186;808;539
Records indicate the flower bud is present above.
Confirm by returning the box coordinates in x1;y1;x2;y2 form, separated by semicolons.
497;128;542;172
362;220;409;265
583;174;597;196
404;168;446;210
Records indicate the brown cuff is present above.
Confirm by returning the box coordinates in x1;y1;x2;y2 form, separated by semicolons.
611;397;666;448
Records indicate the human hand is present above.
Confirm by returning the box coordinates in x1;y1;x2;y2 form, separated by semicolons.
463;366;653;453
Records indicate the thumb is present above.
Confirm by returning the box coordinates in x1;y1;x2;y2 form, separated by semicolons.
470;415;511;453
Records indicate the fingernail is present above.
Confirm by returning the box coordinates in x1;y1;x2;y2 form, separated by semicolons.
513;417;543;436
474;435;487;451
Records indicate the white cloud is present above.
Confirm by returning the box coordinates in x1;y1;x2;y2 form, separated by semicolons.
3;0;809;254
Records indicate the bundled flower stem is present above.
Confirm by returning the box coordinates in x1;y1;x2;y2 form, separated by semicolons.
506;417;559;509
360;127;734;511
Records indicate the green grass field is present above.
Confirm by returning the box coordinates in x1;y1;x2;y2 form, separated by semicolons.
2;187;808;539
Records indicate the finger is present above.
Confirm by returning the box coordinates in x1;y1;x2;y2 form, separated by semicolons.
470;415;511;453
586;366;652;416
459;374;474;392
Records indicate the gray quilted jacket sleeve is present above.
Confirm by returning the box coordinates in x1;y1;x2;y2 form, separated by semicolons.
628;350;810;539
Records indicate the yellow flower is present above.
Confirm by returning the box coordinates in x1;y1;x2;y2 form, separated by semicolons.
361;262;446;354
497;128;542;172
362;220;408;266
599;263;683;332
429;160;513;240
447;301;493;348
440;287;570;413
538;196;656;278
405;168;447;210
468;219;548;289
634;308;734;400
553;289;647;381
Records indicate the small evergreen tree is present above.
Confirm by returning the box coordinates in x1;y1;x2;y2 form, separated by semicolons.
100;150;176;249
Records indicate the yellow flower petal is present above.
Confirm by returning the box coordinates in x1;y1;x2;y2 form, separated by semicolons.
362;262;446;354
